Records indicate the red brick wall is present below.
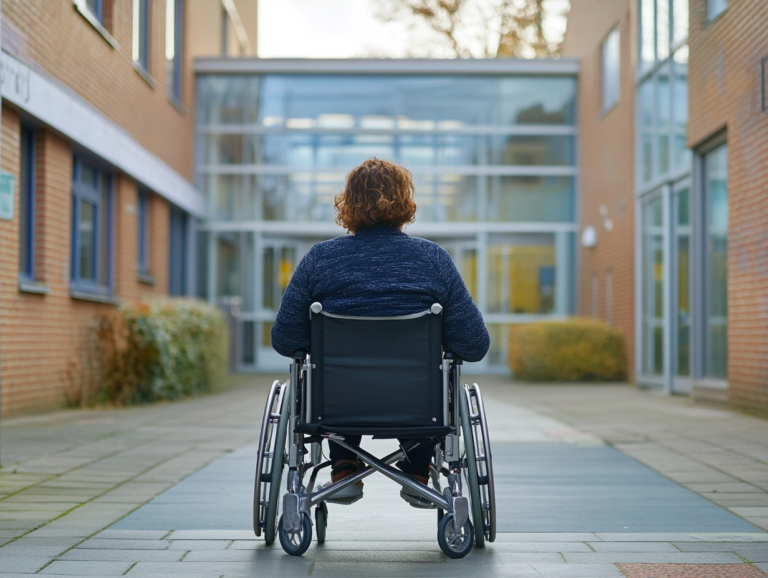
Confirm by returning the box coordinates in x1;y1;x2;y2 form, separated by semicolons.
3;0;195;180
0;106;173;416
562;0;637;378
688;0;768;415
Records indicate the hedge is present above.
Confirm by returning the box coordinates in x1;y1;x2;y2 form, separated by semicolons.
508;318;627;382
94;298;228;405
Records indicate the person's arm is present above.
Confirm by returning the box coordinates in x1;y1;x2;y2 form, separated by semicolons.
434;246;490;363
271;249;316;357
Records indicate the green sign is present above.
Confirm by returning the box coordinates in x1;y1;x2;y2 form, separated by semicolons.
0;172;15;221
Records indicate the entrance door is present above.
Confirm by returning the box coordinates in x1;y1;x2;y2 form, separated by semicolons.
255;238;300;370
671;179;691;393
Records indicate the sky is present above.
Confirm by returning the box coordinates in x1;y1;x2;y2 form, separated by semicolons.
257;0;413;59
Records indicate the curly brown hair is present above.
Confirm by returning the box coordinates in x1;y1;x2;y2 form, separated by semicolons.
334;158;417;233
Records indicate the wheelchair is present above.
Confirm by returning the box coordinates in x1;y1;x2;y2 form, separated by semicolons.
253;302;496;558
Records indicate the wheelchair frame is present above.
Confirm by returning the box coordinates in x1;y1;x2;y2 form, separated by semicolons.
253;303;495;558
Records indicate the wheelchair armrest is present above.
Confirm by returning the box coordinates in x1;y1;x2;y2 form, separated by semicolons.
443;351;463;365
291;348;308;361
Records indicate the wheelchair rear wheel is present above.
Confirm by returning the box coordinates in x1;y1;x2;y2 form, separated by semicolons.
461;384;497;544
253;380;289;545
437;513;474;559
459;385;485;548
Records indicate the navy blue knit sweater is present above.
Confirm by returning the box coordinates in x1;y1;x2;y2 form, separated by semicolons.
271;225;490;362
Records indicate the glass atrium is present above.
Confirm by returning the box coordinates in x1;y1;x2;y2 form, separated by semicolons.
196;60;579;371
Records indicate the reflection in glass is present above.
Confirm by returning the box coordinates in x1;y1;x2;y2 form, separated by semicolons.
216;232;254;311
656;0;670;61
673;0;689;45
642;197;664;376
204;135;245;165
656;65;671;176
487;177;573;223
675;188;690;376
673;57;690;170
492;136;574;166
439;240;477;301
260;173;343;222
488;234;556;314
262;244;296;310
414;175;477;222
206;175;257;221
639;79;654;183
79;200;96;281
705;144;728;379
640;0;656;72
199;75;575;128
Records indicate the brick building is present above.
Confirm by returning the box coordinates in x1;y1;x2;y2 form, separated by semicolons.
563;0;768;414
0;0;256;415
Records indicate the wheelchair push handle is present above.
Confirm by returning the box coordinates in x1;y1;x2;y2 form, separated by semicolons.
444;351;463;365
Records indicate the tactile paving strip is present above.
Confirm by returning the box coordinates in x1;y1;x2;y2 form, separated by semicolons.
618;564;767;578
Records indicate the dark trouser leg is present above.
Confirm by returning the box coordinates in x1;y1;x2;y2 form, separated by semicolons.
397;440;435;479
328;435;362;464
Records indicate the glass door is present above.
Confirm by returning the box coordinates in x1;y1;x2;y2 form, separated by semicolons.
255;238;300;370
640;192;666;380
671;180;691;393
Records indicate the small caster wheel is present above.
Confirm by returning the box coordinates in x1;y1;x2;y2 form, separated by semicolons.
316;502;328;544
437;513;474;559
278;513;312;556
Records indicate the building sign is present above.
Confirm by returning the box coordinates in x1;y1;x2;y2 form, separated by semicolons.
0;172;16;220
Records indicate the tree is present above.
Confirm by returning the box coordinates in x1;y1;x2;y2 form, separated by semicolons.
375;0;569;59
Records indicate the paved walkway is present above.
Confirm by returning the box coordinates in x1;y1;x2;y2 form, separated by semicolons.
0;376;767;577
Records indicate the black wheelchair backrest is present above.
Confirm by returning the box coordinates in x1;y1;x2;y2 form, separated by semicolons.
299;303;447;437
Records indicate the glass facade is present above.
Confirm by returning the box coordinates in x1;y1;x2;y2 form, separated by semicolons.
197;69;578;371
636;0;695;392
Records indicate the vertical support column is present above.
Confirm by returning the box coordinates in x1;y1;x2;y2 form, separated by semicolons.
662;184;673;394
207;230;217;304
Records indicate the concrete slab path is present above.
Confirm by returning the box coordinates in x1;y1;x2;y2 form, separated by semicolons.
1;376;767;577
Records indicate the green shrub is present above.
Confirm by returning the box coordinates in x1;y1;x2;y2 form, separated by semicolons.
95;298;228;405
508;318;627;382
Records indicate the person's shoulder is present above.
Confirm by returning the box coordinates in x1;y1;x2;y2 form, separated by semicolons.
405;235;451;261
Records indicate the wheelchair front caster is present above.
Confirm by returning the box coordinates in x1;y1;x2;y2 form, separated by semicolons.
278;514;313;556
315;502;328;544
437;513;474;559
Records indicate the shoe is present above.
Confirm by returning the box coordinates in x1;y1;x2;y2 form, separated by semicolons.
319;479;364;505
400;485;437;509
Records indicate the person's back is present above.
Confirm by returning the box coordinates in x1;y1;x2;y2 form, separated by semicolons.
271;158;489;508
272;225;489;362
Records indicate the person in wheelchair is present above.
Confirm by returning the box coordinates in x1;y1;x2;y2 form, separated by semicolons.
271;158;490;507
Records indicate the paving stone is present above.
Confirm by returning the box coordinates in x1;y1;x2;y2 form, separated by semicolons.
594;533;699;542
77;539;171;550
166;539;231;550
39;560;135;575
689;533;768;542
587;541;679;553
563;552;744;564
0;537;83;557
126;561;306;575
92;530;170;540
165;529;254;540
527;563;625;577
0;556;50;573
57;549;184;562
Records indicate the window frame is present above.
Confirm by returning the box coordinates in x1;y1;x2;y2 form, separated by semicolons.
707;0;727;23
133;0;150;71
691;132;728;387
137;188;150;274
169;206;188;295
167;0;184;103
19;125;36;282
601;26;621;113
70;155;114;296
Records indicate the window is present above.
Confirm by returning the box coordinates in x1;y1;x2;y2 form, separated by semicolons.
707;0;727;21
85;0;103;21
169;206;188;295
71;157;112;294
639;0;688;73
137;189;150;273
132;0;149;70
221;6;229;55
19;126;35;280
602;27;621;111
76;0;114;30
702;143;728;379
166;0;183;101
